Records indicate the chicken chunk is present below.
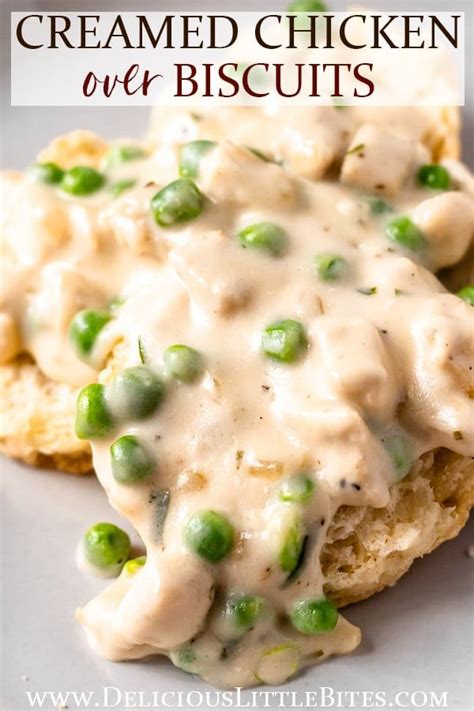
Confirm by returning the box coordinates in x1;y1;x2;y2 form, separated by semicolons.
99;189;159;258
199;143;297;210
1;175;70;267
169;229;251;316
274;109;348;180
313;317;401;422
117;552;215;649
412;191;473;270
341;125;415;196
410;295;474;455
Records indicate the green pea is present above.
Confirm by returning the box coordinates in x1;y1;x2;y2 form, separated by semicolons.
170;647;198;673
456;285;474;306
31;162;64;185
368;197;392;215
164;344;203;383
238;222;288;257
287;0;327;33
287;1;327;11
151;179;204;227
184;510;234;563
279;473;315;504
417;164;451;190
104;145;146;169
262;319;307;363
75;383;115;440
69;309;111;360
223;593;265;633
179;140;216;179
386;216;426;251
61;166;105;196
107;366;165;421
110;435;155;485
279;518;305;573
109;178;137;198
314;253;348;281
83;522;130;571
290;597;338;635
123;555;146;575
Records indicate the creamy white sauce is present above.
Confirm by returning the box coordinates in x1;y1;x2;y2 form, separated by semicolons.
1;109;473;687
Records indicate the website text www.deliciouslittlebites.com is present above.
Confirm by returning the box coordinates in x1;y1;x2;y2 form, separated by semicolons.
22;685;452;709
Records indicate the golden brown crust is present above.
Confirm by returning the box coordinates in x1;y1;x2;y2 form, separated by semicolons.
323;449;474;606
3;447;93;475
0;356;92;474
36;129;108;169
426;107;461;162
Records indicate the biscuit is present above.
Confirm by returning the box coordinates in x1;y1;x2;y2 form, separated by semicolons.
323;449;474;606
0;356;91;474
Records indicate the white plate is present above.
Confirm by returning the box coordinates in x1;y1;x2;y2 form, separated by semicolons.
1;2;473;708
1;458;473;711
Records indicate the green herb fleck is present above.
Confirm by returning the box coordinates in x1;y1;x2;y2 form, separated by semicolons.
138;337;147;364
368;197;392;215
346;143;365;155
333;97;346;110
149;490;170;544
246;146;272;162
109;178;136;198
